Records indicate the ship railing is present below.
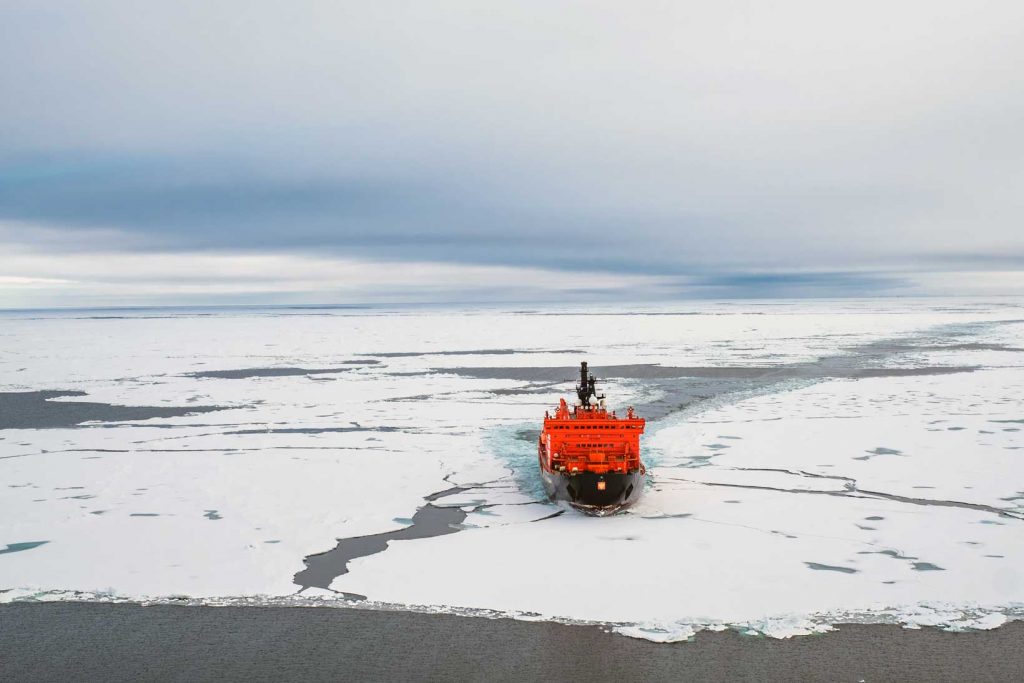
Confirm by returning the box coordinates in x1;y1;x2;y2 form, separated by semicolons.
550;453;641;472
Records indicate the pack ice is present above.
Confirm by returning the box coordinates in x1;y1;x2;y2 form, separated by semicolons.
1;300;1021;641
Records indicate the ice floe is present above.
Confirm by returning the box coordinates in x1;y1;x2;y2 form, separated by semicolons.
1;299;1023;641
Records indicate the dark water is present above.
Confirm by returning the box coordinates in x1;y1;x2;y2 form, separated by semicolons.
225;426;401;435
0;541;49;555
424;323;1014;422
1;604;1022;682
439;362;976;382
362;348;583;358
186;365;371;379
436;361;977;421
294;503;468;591
0;391;227;430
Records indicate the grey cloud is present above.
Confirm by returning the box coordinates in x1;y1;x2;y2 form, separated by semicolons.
684;272;911;299
1;1;1023;301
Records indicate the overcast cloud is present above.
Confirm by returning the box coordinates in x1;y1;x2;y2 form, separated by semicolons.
2;1;1023;306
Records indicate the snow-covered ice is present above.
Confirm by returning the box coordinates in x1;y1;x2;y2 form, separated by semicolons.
1;299;1022;641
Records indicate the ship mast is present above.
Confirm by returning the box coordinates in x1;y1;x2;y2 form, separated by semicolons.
575;361;605;407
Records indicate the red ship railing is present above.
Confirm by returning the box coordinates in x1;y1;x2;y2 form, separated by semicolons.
541;398;645;475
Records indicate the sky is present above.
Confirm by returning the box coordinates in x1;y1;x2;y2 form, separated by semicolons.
2;1;1023;307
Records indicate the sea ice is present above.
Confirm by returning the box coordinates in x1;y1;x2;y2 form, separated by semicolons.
1;299;1022;641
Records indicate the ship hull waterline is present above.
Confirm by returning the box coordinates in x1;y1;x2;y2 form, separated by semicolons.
539;466;645;515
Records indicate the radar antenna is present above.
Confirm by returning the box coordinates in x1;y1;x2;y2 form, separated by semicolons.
575;361;605;407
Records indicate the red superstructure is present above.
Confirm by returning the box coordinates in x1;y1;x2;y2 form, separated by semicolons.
541;398;645;476
538;362;647;512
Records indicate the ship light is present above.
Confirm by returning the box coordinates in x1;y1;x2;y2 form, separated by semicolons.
597;480;606;491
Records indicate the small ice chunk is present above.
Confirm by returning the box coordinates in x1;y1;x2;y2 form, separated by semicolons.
613;622;698;643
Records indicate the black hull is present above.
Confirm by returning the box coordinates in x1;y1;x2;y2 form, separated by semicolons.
540;467;645;515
